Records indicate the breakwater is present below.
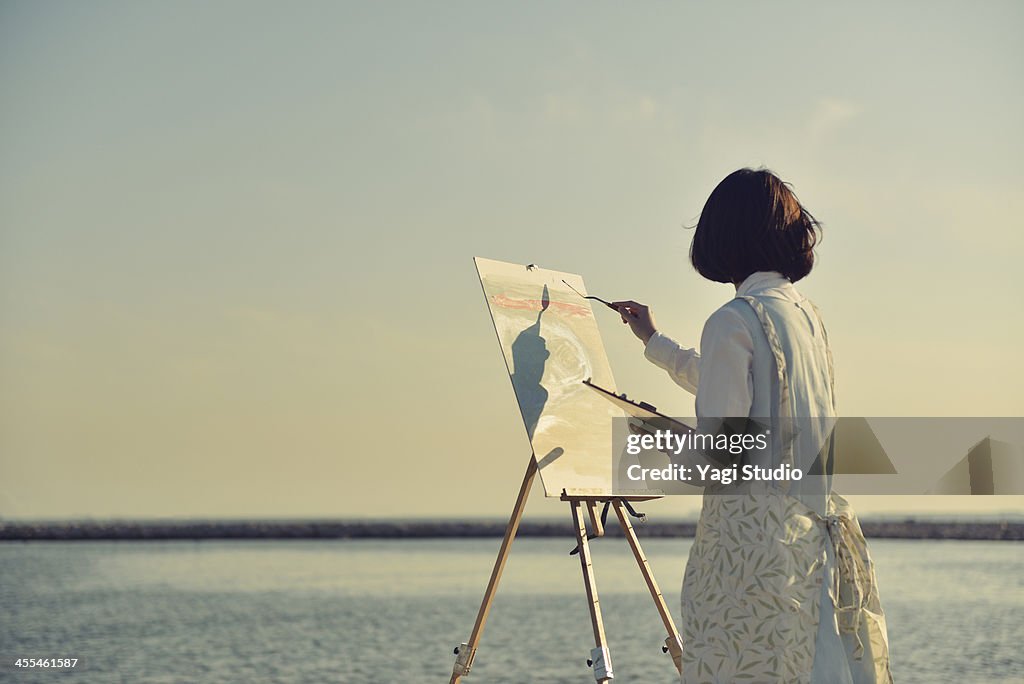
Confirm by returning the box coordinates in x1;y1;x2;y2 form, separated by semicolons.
1;519;1020;541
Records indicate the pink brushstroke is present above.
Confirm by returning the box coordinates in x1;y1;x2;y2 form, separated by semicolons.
491;294;589;317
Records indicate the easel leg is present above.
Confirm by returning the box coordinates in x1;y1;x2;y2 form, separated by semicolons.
612;499;684;674
571;499;614;682
449;456;538;684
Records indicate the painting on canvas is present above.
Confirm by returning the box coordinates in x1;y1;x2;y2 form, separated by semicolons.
476;257;627;496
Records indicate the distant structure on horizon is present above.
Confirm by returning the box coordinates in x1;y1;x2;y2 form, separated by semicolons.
928;438;1024;495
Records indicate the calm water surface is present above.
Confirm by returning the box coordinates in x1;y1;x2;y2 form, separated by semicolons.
1;538;1020;683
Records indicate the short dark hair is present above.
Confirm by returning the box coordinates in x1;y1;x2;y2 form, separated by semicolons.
690;168;821;284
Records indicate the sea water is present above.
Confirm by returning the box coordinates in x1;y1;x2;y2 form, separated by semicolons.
1;538;1020;683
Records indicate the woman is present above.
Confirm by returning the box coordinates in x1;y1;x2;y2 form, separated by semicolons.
615;169;893;684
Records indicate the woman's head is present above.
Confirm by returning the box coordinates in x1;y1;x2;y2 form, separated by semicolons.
690;168;821;284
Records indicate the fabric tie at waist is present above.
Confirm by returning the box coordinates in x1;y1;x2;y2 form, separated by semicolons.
816;511;873;658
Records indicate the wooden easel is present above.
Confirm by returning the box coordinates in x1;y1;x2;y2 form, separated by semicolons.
449;456;684;683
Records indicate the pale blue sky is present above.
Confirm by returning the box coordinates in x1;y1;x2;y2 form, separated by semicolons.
1;2;1021;518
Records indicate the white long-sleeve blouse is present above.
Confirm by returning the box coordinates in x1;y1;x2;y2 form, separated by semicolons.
642;271;807;418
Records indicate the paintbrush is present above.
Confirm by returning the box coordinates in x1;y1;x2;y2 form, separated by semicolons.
562;279;620;312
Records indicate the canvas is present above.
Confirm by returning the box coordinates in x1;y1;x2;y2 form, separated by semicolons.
475;257;629;496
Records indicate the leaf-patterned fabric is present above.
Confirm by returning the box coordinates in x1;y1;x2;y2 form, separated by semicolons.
680;493;892;683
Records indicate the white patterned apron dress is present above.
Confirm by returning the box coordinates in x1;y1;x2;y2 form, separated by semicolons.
679;294;893;684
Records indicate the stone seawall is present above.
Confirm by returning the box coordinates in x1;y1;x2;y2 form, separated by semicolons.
1;519;1020;541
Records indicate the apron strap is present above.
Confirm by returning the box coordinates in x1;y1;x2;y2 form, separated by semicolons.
737;296;794;493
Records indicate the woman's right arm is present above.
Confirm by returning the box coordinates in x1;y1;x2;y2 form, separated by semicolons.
611;299;700;395
644;333;700;395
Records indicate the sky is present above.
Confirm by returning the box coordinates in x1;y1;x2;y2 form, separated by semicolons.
1;1;1022;519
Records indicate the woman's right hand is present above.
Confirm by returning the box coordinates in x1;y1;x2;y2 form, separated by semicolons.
613;300;658;345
